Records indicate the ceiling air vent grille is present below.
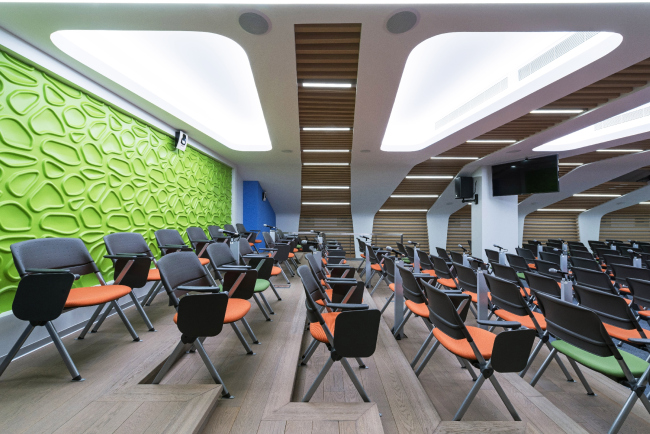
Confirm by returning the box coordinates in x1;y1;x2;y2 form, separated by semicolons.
595;106;650;131
435;78;508;129
518;32;599;81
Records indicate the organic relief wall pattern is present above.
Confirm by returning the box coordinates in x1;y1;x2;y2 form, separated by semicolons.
0;50;232;313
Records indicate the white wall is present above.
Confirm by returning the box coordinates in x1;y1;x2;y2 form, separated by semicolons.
231;166;244;224
427;212;451;252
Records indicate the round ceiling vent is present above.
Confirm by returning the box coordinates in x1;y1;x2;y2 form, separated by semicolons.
239;12;270;35
386;10;418;34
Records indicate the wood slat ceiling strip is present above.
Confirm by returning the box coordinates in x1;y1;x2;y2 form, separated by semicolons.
296;24;361;251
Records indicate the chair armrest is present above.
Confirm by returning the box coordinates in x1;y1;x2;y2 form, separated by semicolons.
222;264;251;268
216;267;250;272
477;320;521;329
104;253;148;259
327;303;369;311
26;268;71;274
177;285;221;293
628;338;650;345
413;273;435;279
325;278;358;284
160;244;193;251
325;264;353;269
258;248;278;251
243;254;269;258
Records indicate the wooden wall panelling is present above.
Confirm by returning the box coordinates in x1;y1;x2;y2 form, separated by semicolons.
446;206;472;252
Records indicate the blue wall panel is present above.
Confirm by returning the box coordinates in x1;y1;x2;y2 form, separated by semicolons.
243;181;276;248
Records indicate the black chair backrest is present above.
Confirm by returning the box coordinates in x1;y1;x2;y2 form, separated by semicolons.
333;310;381;358
239;237;254;256
539;251;561;266
103;232;154;259
572;267;617;295
224;224;237;234
176;293;228;339
396;242;410;260
573;284;642;333
208;225;227;242
569;256;601;271
454;263;477;294
12;272;75;322
157;252;212;295
382;255;396;284
484;274;530;318
533;259;562;282
485;249;500;263
611;263;650;283
516;247;536;262
595;247;618;261
627;278;650;308
505;254;529;273
535;292;620;359
542;246;561;253
306;252;326;281
222;269;257;300
570;249;595;260
422;282;468;341
397;265;427;304
236;223;247;233
247;256;274;280
187;226;210;243
436;247;451;262
417;250;434;270
490;262;520;284
603;253;632;267
522;243;538;255
449;251;464;264
431;255;454;280
297;265;326;324
206;242;238;267
11;238;99;277
547;240;562;249
569;245;589;253
155;229;188;256
524;271;561;298
404;245;415;261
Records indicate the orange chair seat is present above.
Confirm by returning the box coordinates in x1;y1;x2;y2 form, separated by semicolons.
637;309;650;317
271;266;282;276
371;264;382;271
432;326;496;361
437;278;457;289
619;286;631;294
249;242;255;247
521;287;532;297
65;285;132;308
147;268;161;281
316;289;334;306
255;240;262;243
199;258;210;266
310;311;341;343
405;300;430;317
603;323;645;343
224;298;251;323
528;263;536;270
293;248;299;253
463;291;477;303
289;253;295;258
422;269;437;277
360;253;365;258
494;310;546;330
388;283;395;292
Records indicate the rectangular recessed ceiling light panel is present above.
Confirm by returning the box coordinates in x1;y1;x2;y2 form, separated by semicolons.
51;30;271;151
302;186;349;189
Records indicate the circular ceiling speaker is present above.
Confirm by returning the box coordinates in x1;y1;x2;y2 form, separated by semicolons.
239;12;270;35
386;10;418;34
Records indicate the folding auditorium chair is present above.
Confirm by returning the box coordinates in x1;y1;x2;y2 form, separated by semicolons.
454;263;479;318
156;252;260;353
237;236;285;287
484;274;575;382
155;229;217;285
395;242;412;264
236;223;262;253
572;267;627;298
11;238;141;342
611;263;650;294
419;282;537;421
305;252;360;311
436;247;453;267
237;238;281;315
516;246;537;268
505;253;532;274
533;259;564;283
103;232;163;308
0;270;81;381
356;237;368;274
393;265;436;339
522;243;540;257
187;226;219;260
262;232;294;283
379;255;398;314
431;255;458;290
449;250;464;265
207;225;230;243
627;278;650;323
539;251;562;267
524;271;562;300
571;249;597;260
573;284;650;361
416;250;438;278
87;234;157;334
152;292;234;398
569;256;603;272
366;246;388;294
485;248;500;264
490;262;531;299
530;292;650;433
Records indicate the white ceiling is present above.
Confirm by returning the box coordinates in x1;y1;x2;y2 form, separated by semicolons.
2;2;650;218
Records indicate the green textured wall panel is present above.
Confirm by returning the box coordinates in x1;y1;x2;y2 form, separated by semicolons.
0;50;232;313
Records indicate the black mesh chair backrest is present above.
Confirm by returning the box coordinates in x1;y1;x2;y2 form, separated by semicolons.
569;257;601;271
223;269;257;300
12;272;75;322
436;247;451;262
533;259;562;282
176;293;228;339
157;252;212;294
490;262;520;284
205;242;238;267
449;251;464;264
334;310;381;358
603;253;632;267
417;250;435;270
572;267;617;295
103;232;154;258
627;278;650;307
573;284;641;332
485;249;500;263
484;274;530;318
397;265;427;304
155;229;187;256
11;238;99;277
611;263;650;283
505;254;529;273
535;292;619;358
539;251;561;266
297;265;326;324
422;282;468;341
432;255;454;280
454;263;477;294
570;250;595;260
516;247;536;262
524;271;561;298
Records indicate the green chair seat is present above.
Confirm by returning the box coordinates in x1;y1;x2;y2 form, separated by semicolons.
552;340;649;378
297;244;302;249
517;272;526;280
255;279;271;292
403;259;411;264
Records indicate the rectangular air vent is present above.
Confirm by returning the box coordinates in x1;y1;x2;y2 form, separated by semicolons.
435;78;508;130
595;106;650;131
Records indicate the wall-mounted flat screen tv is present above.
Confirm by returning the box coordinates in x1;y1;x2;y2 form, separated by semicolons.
492;154;559;197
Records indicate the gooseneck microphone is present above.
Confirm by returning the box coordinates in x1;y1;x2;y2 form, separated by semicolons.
493;244;507;252
458;244;467;252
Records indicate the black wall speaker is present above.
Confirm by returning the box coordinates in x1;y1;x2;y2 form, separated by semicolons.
455;176;474;200
175;131;188;151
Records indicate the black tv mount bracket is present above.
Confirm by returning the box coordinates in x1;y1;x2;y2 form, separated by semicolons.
460;193;478;205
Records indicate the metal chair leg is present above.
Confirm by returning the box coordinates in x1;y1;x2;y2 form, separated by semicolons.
0;324;35;378
519;338;544;378
230;322;254;355
411;332;434;368
269;281;282;301
393;310;412;337
112;300;141;341
610;390;640;434
565;357;595;395
152;341;188;384
415;340;441;377
78;303;106;340
380;293;395;314
259;292;275;315
370;274;385;295
128;291;156;331
240;317;260;344
142;281;161;306
91;304;113;333
252;294;272;321
280;267;291;284
341;358;371;402
46;322;83;381
355;357;367;369
462;359;478;381
301;338;320;365
454;373;486;420
550;343;575;382
302;356;334;402
145;283;163;306
530;348;556;387
194;339;233;398
489;375;521;421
